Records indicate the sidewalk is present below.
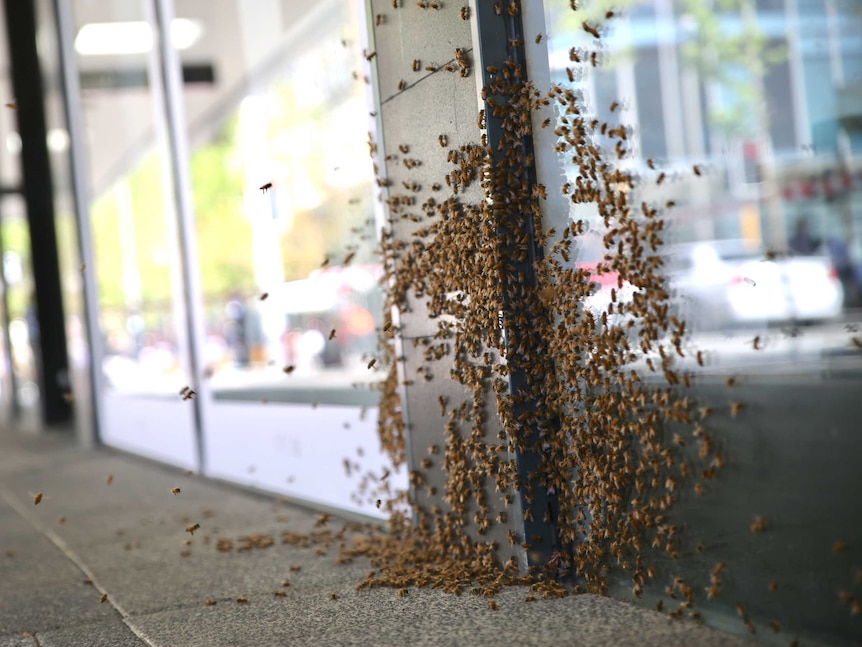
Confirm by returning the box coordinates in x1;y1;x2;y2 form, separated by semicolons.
0;429;753;647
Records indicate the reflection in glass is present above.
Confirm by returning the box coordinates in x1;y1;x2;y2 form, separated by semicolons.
177;0;381;403
73;1;190;395
538;0;862;375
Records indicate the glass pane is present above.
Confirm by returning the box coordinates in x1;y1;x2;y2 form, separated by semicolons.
0;196;39;427
72;0;191;397
525;0;862;640
36;0;93;437
176;0;381;406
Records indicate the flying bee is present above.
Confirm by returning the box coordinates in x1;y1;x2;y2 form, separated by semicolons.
329;329;336;340
186;523;200;535
364;50;377;61
259;292;268;301
367;359;377;369
609;100;619;112
260;182;272;193
752;335;762;350
750;516;767;533
692;164;701;176
343;252;356;265
582;21;601;38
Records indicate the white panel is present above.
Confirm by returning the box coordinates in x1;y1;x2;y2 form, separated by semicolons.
204;402;405;518
100;392;198;470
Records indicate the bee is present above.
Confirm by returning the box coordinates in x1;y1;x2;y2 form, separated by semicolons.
541;118;551;128
412;59;421;72
833;540;847;553
205;598;217;606
726;376;736;387
398;588;409;596
273;590;286;597
236;597;248;604
83;577;93;585
329;592;338;600
321;256;329;267
392;0;400;7
260;182;273;193
181;388;196;401
291;565;302;572
5;101;16;110
315;514;330;527
376;499;382;509
609;100;619;112
329;329;336;340
398;80;407;91
768;580;778;592
283;365;295;374
655;600;663;612
692;164;701;176
768;620;780;633
477;110;485;129
535;34;543;44
752;335;761;350
57;516;65;525
750;516;767;533
460;6;469;20
367;359;377;369
343;251;356;265
105;474;113;486
438;134;447;147
364;50;377;61
488;599;498;610
100;593;108;603
696;350;704;367
375;14;383;26
33;492;43;505
186;523;200;535
851;337;862;349
79;263;86;272
656;172;666;185
647;158;655;170
171;487;181;495
582;21;601;38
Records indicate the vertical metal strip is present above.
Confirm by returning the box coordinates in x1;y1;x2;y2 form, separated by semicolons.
52;0;105;445
150;0;208;472
471;0;561;567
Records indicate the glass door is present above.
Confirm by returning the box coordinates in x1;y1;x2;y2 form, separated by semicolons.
71;0;197;468
173;0;402;513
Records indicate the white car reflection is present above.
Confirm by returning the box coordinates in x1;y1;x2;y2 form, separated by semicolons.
664;240;844;329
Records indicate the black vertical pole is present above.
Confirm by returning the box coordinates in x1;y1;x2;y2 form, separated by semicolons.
3;0;72;426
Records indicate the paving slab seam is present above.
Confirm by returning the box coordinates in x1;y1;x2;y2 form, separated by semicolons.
0;485;157;647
